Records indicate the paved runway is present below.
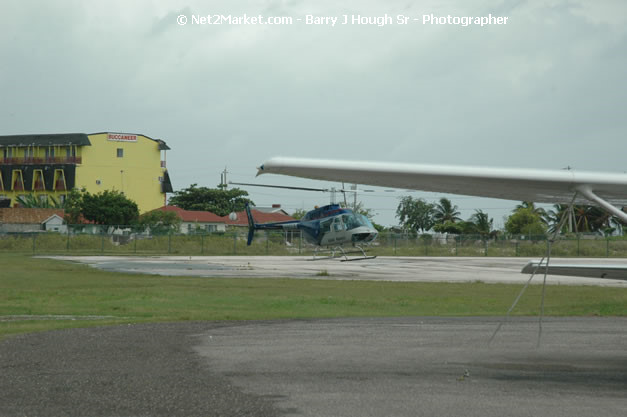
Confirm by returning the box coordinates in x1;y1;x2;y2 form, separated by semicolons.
51;255;627;286
1;317;626;416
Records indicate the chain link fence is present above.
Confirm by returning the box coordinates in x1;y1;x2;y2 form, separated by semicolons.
1;227;627;257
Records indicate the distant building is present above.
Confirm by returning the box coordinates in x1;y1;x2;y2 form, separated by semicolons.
0;132;173;213
225;205;294;227
157;206;227;234
0;207;66;233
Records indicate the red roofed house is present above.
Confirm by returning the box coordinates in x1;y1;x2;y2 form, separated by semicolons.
224;205;294;227
0;208;66;233
157;206;226;234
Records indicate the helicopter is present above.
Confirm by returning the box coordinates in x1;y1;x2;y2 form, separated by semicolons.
245;203;378;261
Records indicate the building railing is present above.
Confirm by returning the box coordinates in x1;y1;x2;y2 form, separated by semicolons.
0;156;82;165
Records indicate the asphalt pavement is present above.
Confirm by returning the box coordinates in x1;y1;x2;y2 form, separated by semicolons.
1;317;626;416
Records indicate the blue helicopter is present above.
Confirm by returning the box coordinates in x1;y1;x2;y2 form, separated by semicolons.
245;203;378;260
233;179;380;260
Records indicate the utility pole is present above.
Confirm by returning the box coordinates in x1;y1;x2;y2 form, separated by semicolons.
220;167;228;189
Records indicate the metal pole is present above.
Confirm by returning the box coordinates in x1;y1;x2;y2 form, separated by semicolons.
201;234;204;255
233;232;237;255
606;238;609;257
32;233;36;254
394;234;397;255
168;232;171;253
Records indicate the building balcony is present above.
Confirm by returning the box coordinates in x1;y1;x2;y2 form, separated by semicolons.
0;156;82;165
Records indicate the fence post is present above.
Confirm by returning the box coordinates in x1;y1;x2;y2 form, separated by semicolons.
134;234;137;254
606;238;609;257
299;231;302;255
454;237;458;256
485;239;488;256
32;233;36;254
168;232;172;254
424;238;428;256
265;231;269;255
233;232;237;255
515;241;519;257
66;228;70;252
101;233;104;254
577;234;580;257
201;234;204;255
394;234;397;255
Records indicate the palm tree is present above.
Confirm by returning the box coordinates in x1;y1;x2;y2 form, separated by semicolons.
546;204;575;233
587;206;610;233
15;194;63;209
433;198;461;224
469;209;493;236
515;201;547;224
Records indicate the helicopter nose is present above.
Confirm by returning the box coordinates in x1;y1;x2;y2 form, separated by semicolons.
352;232;376;242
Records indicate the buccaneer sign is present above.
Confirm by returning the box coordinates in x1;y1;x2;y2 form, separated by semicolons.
107;133;137;142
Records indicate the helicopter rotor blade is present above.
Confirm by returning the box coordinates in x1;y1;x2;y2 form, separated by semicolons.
229;182;330;192
230;182;409;194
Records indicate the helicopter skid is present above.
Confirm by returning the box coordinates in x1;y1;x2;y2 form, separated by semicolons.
308;246;376;262
340;255;377;262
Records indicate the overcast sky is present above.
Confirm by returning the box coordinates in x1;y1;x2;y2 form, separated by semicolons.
2;0;626;226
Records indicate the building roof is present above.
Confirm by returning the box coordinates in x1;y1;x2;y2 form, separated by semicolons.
225;208;295;226
0;133;91;148
157;206;225;223
0;208;65;224
253;205;290;216
0;132;171;150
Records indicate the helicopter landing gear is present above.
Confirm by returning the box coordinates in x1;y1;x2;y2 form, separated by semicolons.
309;246;376;261
340;245;377;262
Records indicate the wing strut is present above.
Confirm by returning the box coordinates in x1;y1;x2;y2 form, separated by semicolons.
576;186;627;224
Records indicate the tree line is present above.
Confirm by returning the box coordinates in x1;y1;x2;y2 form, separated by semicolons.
11;185;626;237
395;197;625;237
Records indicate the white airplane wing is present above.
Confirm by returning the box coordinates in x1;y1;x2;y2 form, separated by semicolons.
522;261;627;281
258;157;627;223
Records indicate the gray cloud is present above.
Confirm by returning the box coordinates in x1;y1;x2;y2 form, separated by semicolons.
1;0;625;225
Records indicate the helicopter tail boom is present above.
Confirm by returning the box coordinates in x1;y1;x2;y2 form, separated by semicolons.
245;204;300;245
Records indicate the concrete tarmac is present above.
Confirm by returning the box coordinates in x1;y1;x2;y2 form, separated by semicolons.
52;255;627;286
1;317;626;417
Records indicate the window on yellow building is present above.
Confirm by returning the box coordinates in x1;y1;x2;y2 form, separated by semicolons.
117;148;124;158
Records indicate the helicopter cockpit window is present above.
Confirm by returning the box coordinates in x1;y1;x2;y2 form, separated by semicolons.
333;218;345;232
359;214;375;229
342;214;358;230
320;219;332;233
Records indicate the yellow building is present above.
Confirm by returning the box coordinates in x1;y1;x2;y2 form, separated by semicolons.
0;132;173;213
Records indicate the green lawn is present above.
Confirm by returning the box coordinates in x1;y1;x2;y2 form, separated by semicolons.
1;254;626;339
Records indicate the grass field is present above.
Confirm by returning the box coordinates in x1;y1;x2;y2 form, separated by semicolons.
1;254;626;339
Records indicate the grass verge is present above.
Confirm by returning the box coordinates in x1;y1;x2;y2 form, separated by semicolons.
1;254;626;339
